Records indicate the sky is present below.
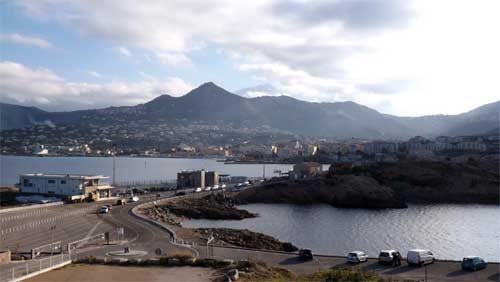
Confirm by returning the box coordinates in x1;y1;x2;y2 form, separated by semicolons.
0;0;499;116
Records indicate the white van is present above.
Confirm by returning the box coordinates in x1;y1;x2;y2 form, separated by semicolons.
407;249;435;266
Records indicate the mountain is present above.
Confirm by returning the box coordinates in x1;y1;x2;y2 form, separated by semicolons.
394;101;500;137
0;103;53;130
1;82;498;139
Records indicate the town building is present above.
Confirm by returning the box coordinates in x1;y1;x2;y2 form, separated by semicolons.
177;170;205;189
177;169;221;188
205;171;219;187
17;173;113;201
289;162;322;180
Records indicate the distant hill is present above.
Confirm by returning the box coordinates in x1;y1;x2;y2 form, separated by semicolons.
1;82;498;139
0;103;52;130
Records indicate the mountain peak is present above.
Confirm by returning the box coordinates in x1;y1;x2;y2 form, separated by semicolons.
184;82;241;100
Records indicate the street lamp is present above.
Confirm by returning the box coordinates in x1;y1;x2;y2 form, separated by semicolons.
49;225;56;256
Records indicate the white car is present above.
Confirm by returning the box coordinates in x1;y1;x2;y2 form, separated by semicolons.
99;206;109;214
128;196;139;202
407;249;435;266
194;187;202;193
205;186;212;191
221;184;227;188
347;251;368;263
212;184;219;189
378;250;399;263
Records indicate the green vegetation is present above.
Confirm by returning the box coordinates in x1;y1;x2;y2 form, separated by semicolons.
298;268;392;282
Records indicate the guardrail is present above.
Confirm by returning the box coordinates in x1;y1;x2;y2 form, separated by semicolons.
0;253;70;282
131;198;200;257
0;202;63;214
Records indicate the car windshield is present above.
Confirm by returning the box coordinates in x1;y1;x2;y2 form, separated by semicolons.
380;252;389;257
463;258;473;262
349;253;357;257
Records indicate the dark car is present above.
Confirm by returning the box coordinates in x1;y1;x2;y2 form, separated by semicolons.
298;249;314;261
462;256;487;271
175;191;186;196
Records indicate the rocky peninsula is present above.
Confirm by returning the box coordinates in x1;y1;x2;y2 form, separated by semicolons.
236;175;407;209
155;194;256;220
144;195;298;252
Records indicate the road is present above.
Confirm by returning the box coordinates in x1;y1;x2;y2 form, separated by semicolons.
1;189;498;282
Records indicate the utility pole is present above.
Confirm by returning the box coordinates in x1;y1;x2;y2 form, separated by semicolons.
263;164;266;180
112;144;117;186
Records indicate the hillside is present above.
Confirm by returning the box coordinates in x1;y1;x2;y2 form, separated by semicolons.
1;82;498;139
0;103;51;130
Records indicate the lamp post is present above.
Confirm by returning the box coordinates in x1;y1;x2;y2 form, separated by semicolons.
49;225;56;256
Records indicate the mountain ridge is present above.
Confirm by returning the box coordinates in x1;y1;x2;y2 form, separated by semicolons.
1;82;498;139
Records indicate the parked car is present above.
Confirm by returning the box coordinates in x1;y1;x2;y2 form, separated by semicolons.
194;187;202;193
461;256;487;271
347;251;368;263
221;184;227;189
407;249;435;266
298;249;314;261
212;185;219;190
104;204;112;210
205;186;212;191
99;206;109;214
128;196;139;202
156;194;161;198
378;250;401;265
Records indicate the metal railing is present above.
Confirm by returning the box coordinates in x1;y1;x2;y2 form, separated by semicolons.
0;253;70;282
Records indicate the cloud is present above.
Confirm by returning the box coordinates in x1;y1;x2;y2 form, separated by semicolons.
272;0;413;31
12;0;500;115
156;52;193;67
0;33;52;48
0;61;193;111
87;70;101;78
116;46;132;57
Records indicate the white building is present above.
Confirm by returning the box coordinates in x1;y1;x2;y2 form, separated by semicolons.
17;173;113;201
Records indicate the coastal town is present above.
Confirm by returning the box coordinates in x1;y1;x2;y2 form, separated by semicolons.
1;121;498;164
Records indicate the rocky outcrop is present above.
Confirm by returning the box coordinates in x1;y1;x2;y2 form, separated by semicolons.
235;175;407;209
158;194;257;220
194;228;298;252
357;160;500;205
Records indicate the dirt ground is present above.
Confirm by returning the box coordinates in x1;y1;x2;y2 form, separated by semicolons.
26;264;216;282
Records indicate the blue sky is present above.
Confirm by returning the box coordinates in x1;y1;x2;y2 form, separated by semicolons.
1;1;499;115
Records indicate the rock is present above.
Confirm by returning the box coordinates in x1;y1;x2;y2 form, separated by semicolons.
153;194;257;220
194;228;298;252
235;175;407;209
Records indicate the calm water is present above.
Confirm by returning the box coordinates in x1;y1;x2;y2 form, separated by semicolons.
184;203;500;262
0;155;294;186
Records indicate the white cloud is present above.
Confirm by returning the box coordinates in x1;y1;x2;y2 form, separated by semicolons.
13;0;500;115
88;70;101;78
156;52;193;67
0;61;193;111
116;46;132;57
0;33;52;48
